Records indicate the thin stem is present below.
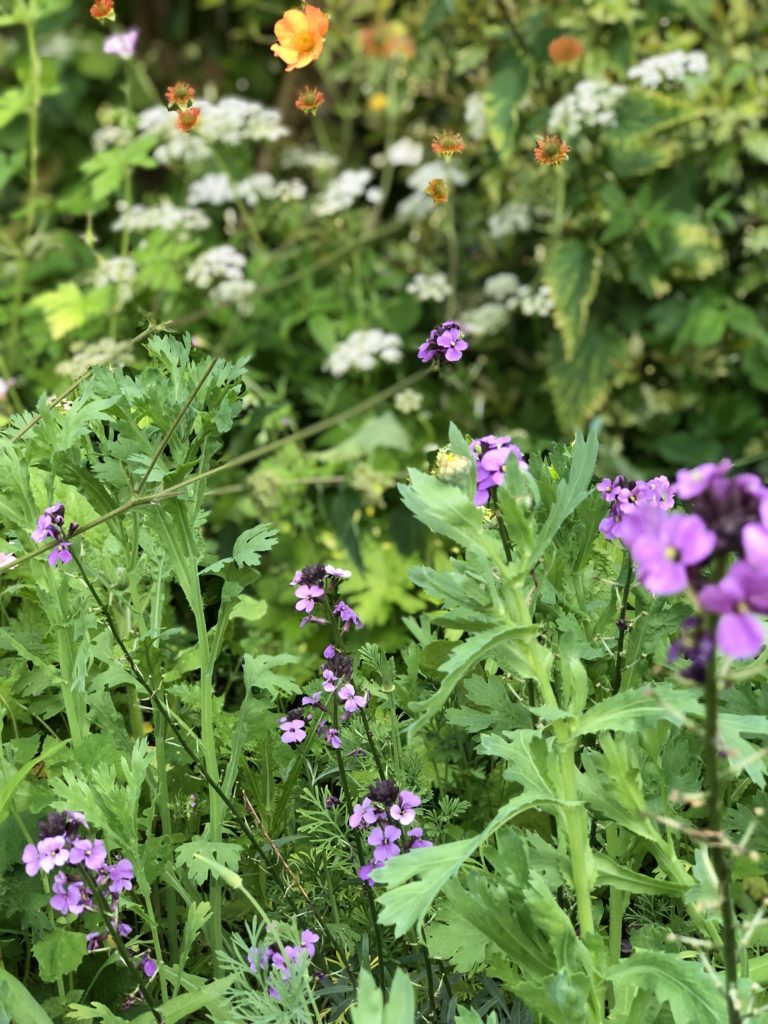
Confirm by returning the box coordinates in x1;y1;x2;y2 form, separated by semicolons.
421;940;438;1022
359;706;386;778
136;354;219;493
75;865;163;1024
611;555;633;693
24;0;42;233
491;494;513;562
703;638;741;1024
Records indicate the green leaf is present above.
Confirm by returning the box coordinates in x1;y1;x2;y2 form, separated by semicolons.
29;282;86;340
0;970;55;1024
545;328;617;432
607;950;726;1023
0;738;68;823
410;625;537;731
131;978;235;1024
421;0;457;34
80;136;157;202
176;840;242;886
485;49;528;155
350;968;416;1024
527;429;599;567
593;853;690;896
543;240;603;361
33;929;87;983
575;683;701;737
232;524;279;567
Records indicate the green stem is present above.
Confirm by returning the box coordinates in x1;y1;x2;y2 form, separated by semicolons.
611;555;633;693
703;639;741;1024
24;0;41;233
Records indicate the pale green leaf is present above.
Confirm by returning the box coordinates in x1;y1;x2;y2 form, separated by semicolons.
33;929;87;983
543;240;603;362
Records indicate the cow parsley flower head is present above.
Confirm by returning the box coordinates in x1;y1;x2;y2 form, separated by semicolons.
627;49;709;90
323;328;403;377
548;79;626;138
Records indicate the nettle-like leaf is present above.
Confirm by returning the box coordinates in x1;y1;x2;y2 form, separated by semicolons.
543;239;603;362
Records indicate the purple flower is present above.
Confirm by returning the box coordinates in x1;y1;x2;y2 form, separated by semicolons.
358;862;375;885
140;955;158;978
300;929;319;957
418;321;469;365
617;507;717;595
742;497;768;568
598;474;675;540
368;824;401;863
470;434;528;506
294;584;324;613
33;836;70;874
675;459;732;500
389;790;421;825
106;858;134;894
48;543;72;567
333;601;363;631
69;837;107;871
699;561;768;659
677;464;768;553
404;827;433;851
279;714;307;744
337;682;367;713
318;723;342;748
50;873;88;916
349;797;381;829
22;843;44;876
103;26;139;60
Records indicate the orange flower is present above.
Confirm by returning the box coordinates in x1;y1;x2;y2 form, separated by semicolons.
425;178;449;205
90;0;115;21
533;134;570;166
431;130;465;160
165;81;196;110
295;85;325;115
271;4;330;72
547;34;584;63
176;107;201;132
359;18;415;60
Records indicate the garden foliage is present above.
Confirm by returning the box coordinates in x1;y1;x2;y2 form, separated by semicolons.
1;0;768;1022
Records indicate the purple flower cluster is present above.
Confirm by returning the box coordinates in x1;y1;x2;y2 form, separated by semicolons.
31;502;78;567
602;459;768;662
289;563;363;630
279;643;368;751
597;474;675;540
348;778;432;885
21;811;152;971
247;928;319;1000
418;321;469;366
469;435;528;506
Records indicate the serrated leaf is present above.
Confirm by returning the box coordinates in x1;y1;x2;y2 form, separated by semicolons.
176;840;241;886
543;240;603;361
607;950;726;1023
29;282;86;340
576;683;701;737
232;524;278;567
33;929;87;983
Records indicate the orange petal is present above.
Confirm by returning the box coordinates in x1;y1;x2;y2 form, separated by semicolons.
271;42;301;66
303;4;330;36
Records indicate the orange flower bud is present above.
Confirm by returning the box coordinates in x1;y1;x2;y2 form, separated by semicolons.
425;178;449;205
90;0;115;21
295;85;325;116
547;34;584;63
533;134;570;166
431;130;465;160
176;107;201;133
271;4;330;72
165;82;197;110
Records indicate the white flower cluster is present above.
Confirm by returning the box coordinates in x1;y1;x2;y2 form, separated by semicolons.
626;49;709;89
185;244;247;289
405;271;452;303
464;92;487;142
279;146;340;173
383;136;424;167
55;337;136;379
487;201;534;240
393;387;424;415
548;79;627;138
311;168;375;217
323;329;403;377
186;171;307;208
134;97;289;167
95;255;137;309
185;245;256;314
111;200;211;234
461;275;554;338
91;124;133;153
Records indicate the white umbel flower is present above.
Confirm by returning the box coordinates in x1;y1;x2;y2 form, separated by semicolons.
548;79;626;138
383;136;424;167
487;201;534;239
111;200;211;234
627;49;709;89
406;272;453;303
209;279;257;314
186;245;247;289
311;168;375;217
323;329;404;377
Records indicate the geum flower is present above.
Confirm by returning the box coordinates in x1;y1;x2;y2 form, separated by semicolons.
617;507;716;596
699;561;768;658
271;4;330;71
533;134;570;166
